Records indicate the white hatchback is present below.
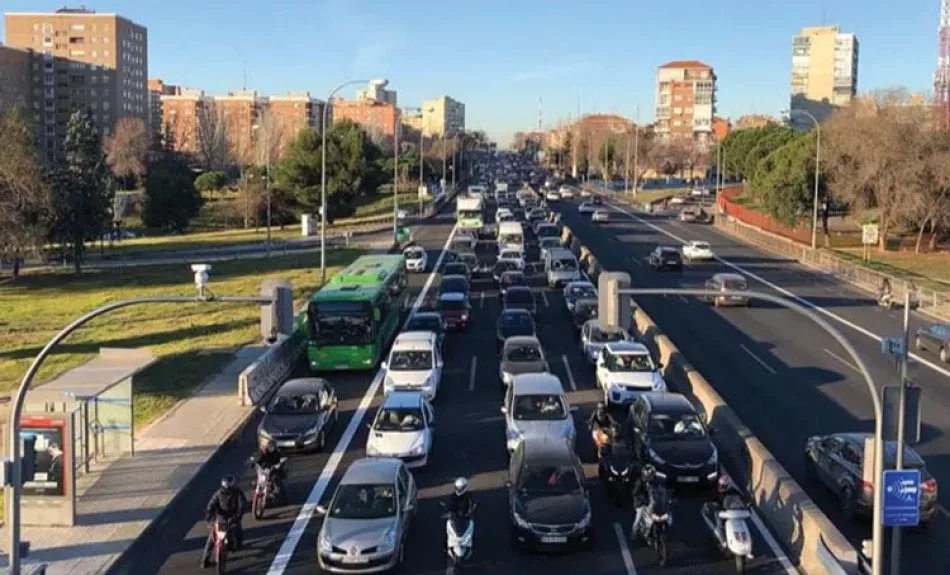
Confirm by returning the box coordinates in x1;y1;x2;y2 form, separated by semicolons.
498;249;526;270
366;391;435;468
682;240;714;261
403;246;427;272
383;331;443;400
578;202;596;214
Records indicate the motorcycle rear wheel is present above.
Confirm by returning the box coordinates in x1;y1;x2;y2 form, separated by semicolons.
656;535;667;567
216;543;227;574
253;493;265;520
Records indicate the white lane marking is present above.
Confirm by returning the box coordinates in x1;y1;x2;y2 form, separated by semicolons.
630;255;643;267
824;348;861;374
613;522;639;575
468;356;478;392
561;354;577;391
740;343;778;375
605;200;950;381
266;225;457;575
541;290;550;308
750;511;802;575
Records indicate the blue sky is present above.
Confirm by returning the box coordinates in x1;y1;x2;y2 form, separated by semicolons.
2;1;940;146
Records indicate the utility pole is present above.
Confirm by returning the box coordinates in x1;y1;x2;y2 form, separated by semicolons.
632;105;640;196
393;115;400;246
890;291;913;575
624;128;631;194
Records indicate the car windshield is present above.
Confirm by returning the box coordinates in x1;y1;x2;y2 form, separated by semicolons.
553;258;578;271
591;327;626;343
569;285;597;299
406;316;441;333
661;250;681;260
374;407;425;432
539;239;560;248
405;249;424;260
329;483;397;520
505;343;542;362
514;394;567;420
499;233;523;245
441;278;468;293
389;349;432;371
520;465;581;496
439;299;467;312
501;251;521;260
505;290;534;305
311;301;373;346
722;278;748;290
608;353;654;372
692;242;710;250
270;392;321;415
649;413;706;440
458;210;482;219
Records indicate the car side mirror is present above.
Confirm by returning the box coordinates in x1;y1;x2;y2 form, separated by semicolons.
381;361;388;370
404;503;415;513
316;505;327;516
500;406;508;415
259;405;267;414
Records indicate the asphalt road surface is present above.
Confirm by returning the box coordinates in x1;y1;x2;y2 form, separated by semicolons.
118;198;795;575
556;193;950;574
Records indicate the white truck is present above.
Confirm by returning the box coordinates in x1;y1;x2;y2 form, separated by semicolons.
456;196;485;234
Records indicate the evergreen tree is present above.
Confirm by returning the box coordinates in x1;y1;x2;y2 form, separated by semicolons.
143;150;203;231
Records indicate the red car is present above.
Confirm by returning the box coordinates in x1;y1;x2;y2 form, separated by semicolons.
438;292;471;331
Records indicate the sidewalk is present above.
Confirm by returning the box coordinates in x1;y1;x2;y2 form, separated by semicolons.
1;346;266;575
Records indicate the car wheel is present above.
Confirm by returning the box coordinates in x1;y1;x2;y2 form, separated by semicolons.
316;429;326;451
840;485;857;521
941;347;948;363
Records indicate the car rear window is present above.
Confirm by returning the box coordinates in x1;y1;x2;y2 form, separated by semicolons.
722;278;747;290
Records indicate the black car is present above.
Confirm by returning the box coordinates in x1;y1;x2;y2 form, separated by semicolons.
535;223;559;239
443;262;471;282
493;260;521;284
404;311;446;351
258;378;338;452
915;323;950;363
592;196;603;205
625;392;719;487
496;308;536;349
648;246;684;271
439;274;471;301
508;437;593;551
504;286;537;316
499;270;527;296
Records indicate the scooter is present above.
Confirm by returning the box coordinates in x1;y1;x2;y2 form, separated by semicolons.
439;501;478;568
634;487;672;567
701;500;754;573
250;456;287;520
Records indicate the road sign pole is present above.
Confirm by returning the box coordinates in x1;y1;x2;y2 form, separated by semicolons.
889;291;912;575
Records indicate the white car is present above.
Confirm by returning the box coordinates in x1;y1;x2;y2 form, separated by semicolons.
691;187;711;197
578;202;596;214
502;373;575;452
403;246;427;272
595;341;667;406
538;237;562;260
383;331;443;400
669;195;687;205
592;209;610;223
497;207;513;220
498;249;526;270
559;186;575;199
682;240;714;261
579;188;592;199
545;190;561;202
365;391;435;468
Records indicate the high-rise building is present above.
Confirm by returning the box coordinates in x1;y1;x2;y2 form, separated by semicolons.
213;90;263;166
0;44;33;115
790;25;859;123
266;91;325;156
5;7;148;164
421;95;465;137
160;88;206;154
330;98;399;140
147;78;179;141
654;60;717;147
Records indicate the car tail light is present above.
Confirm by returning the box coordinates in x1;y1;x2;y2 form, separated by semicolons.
922;478;938;495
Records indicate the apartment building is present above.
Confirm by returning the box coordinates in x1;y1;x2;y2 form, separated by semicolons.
421;95;465;137
790;25;859;122
735;114;776;130
356;79;397;105
5;7;148;164
147;78;179;141
212;91;263;166
402;112;423;134
712;116;731;141
267;91;325;155
0;44;33;115
330;98;399;139
654;60;717;147
160;88;206;154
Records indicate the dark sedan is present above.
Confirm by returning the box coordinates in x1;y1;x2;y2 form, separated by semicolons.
915;323;950;363
439;274;471;301
504;286;537;316
648;246;684;271
404;311;445;351
493;260;521;285
443;262;472;282
496;308;536;349
438;292;471;331
500;270;527;296
805;432;938;523
258;378;338;452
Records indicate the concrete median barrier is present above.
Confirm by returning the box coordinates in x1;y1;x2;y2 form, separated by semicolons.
560;225;574;245
629;304;859;575
238;332;306;406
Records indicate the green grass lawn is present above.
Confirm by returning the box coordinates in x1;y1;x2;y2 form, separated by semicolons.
0;248;362;431
628;188;689;207
832;248;950;290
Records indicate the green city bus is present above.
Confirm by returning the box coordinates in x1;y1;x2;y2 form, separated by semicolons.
307;254;408;371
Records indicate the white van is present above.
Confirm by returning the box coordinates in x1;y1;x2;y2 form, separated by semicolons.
382;331;443;400
497;221;524;253
544;247;581;287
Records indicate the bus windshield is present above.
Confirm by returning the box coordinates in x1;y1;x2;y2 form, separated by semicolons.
310;301;374;346
458;210;482;220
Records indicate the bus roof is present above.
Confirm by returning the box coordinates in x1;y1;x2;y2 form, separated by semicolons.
312;254;403;302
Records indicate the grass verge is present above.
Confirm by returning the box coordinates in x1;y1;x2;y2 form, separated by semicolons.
0;248;362;431
831;248;950;291
628;188;689;207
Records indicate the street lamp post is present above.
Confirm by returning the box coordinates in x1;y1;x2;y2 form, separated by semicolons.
786;109;822;250
393;114;400;246
251;124;273;257
321;78;386;283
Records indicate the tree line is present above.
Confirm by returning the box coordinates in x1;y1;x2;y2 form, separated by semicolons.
718;90;950;251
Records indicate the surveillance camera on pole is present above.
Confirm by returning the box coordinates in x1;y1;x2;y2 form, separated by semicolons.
191;264;211;298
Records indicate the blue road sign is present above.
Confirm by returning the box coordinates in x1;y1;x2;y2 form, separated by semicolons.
882;469;921;527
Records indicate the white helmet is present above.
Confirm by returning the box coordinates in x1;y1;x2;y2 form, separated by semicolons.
454;477;468;495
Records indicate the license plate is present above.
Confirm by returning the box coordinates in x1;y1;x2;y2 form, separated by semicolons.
278;440;296;448
540;535;567;544
341;556;369;564
677;476;699;483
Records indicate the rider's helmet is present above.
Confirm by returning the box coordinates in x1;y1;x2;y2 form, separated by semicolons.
595;402;607;417
641;464;656;483
454;477;468;496
717;474;735;495
264;439;276;453
220;475;236;490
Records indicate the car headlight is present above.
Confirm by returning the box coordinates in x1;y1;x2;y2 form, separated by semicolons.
461;313;469;321
409;444;425;456
367;443;380;456
319;532;333;552
507;428;523;441
648;448;666;465
512;509;531;529
305;424;321;437
259;428;272;440
379;528;397;552
575;504;592;530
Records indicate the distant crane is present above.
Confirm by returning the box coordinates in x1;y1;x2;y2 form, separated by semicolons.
934;0;950;129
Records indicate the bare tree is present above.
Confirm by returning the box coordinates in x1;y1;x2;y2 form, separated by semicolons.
0;109;51;279
104;117;148;188
196;101;229;170
253;106;285;169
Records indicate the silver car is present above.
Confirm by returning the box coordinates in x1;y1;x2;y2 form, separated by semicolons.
579;319;632;365
502;372;576;452
316;458;417;573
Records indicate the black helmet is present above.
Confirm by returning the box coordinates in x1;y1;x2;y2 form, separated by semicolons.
264;439;276;452
596;402;607;414
641;464;656;483
221;475;235;489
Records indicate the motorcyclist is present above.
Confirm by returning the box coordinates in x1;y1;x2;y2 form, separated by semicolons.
879;277;893;304
712;474;747;535
446;477;476;519
631;464;660;540
202;475;248;568
588;402;618;452
251;439;286;495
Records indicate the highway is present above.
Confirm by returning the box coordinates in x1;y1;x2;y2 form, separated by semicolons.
117;196;795;575
555;193;950;574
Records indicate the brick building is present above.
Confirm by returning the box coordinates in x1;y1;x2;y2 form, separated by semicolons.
159;88;205;154
147;77;179;141
0;44;33;115
330;98;399;140
654;60;717;148
267;91;325;156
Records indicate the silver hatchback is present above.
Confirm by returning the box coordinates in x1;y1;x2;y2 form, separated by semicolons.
316;458;417;573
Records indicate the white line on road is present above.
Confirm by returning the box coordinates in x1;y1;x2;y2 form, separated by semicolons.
266;225;457;575
561;355;577;391
468;356;478;392
740;343;778;375
605;200;950;382
749;511;801;575
541;290;550;308
612;522;638;575
630;255;643;267
824;348;861;373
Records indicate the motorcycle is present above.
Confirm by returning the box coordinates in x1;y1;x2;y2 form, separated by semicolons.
250;457;287;520
877;291;920;311
701;498;754;573
598;434;637;507
635;486;672;567
439;501;478;568
208;517;231;574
